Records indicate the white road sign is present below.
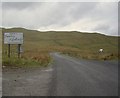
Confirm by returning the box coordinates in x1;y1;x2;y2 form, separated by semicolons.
4;33;23;44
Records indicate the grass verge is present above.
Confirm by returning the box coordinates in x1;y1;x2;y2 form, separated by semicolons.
2;52;52;68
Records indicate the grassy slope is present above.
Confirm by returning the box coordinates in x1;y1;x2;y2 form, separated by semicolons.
0;28;2;65
2;28;119;67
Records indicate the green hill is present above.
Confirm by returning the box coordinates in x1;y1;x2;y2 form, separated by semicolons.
2;27;119;67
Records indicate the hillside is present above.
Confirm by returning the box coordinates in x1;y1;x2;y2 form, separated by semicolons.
2;28;119;65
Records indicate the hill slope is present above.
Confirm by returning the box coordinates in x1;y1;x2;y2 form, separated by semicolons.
2;28;119;60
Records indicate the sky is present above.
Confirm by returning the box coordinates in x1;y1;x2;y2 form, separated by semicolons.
0;0;119;36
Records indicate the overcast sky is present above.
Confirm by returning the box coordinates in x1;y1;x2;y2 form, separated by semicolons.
1;1;118;36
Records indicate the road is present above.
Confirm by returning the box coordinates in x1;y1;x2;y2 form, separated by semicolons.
0;56;2;97
49;53;118;96
2;53;118;96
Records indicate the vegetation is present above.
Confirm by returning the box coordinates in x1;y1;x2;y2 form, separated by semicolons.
0;28;2;65
2;27;119;67
2;53;51;68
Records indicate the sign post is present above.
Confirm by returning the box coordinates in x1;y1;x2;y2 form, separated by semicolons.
8;44;10;58
4;33;23;58
18;44;21;58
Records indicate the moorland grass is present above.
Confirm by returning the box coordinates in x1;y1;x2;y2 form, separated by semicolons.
2;28;119;67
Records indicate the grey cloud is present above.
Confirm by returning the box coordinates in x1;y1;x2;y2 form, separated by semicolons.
67;2;98;19
93;24;110;31
92;22;117;36
0;3;1;26
118;2;120;36
2;2;98;27
2;2;41;10
2;2;118;36
36;2;98;26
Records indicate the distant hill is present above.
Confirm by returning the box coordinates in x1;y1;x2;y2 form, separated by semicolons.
2;27;119;60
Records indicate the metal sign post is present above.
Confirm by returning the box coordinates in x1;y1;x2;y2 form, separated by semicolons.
8;44;10;58
18;44;21;58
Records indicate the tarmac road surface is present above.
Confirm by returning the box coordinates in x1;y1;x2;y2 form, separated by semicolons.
49;53;118;96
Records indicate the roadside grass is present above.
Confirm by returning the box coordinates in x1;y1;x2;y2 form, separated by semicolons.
0;29;2;67
2;51;51;68
2;28;119;67
62;51;119;60
2;44;51;67
22;51;51;67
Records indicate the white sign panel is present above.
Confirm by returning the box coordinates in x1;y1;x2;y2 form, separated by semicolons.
4;33;23;44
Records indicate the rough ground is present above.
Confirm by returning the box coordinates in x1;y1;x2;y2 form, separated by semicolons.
2;66;53;96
